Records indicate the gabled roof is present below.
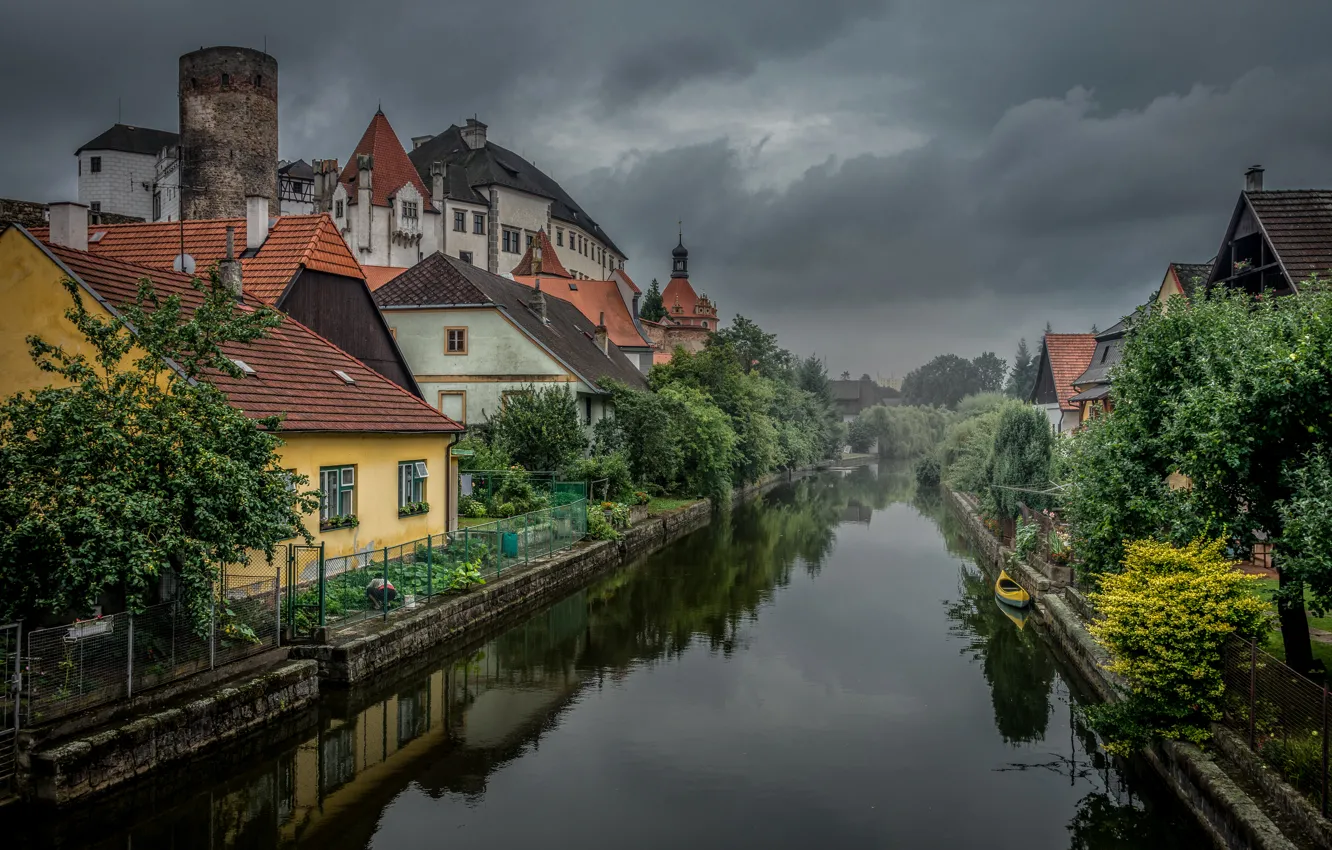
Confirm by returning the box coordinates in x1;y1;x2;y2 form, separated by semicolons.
29;214;363;304
510;230;571;278
1037;333;1097;411
340;111;438;213
1169;262;1213;300
374;253;647;392
408;125;622;257
21;229;460;434
662;276;715;320
1241;191;1332;290
363;265;410;292
76;124;178;156
611;267;640;294
511;275;650;350
278;159;315;180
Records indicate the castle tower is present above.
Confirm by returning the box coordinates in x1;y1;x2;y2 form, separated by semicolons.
179;46;278;220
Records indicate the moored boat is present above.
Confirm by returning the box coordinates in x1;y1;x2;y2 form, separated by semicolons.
995;570;1031;609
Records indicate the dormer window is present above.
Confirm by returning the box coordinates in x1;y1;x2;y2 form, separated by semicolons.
334;200;344;219
402;200;418;220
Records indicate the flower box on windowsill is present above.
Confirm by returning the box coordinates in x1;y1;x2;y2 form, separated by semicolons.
398;502;430;518
321;515;359;532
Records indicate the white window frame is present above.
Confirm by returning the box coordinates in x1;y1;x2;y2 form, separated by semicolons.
320;465;356;522
398;460;426;509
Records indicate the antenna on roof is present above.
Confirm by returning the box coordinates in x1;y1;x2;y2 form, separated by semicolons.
117;97;121;124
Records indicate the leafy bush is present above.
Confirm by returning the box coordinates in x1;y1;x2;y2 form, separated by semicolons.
913;455;941;487
855;405;953;459
452;436;510;472
1010;517;1038;565
955;391;1011;419
586;504;621;541
1085;539;1267;755
848;415;876;453
492;465;546;515
985;404;1054;519
488;384;586;472
459;496;487;518
564;452;634;503
1260;734;1325;801
938;399;1024;494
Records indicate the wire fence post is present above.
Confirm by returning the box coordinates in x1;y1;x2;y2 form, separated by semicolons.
1323;682;1329;818
524;513;529;566
464;529;470;565
126;614;134;700
274;554;282;649
426;533;433;600
209;592;217;671
1249;638;1257;749
382;546;390;622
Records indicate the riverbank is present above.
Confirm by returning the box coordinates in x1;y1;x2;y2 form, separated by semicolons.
946;487;1326;850
12;462;834;808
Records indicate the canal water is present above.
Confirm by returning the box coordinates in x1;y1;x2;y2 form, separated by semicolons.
14;465;1207;849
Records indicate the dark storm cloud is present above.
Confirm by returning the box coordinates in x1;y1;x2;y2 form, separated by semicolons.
4;0;1332;372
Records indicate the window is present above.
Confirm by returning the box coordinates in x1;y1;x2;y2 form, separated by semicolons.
402;200;418;219
153;191;162;221
334;199;344;219
526;233;534;250
1100;346;1109;364
445;327;467;354
503;228;521;253
320;466;355;523
501;389;532;409
459;250;473;265
90;202;101;213
221;73;230;88
254;74;263;87
454;210;466;231
473;212;485;234
556;229;563;247
398;461;428;509
702;320;709;329
90;156;102;173
438;390;467;422
585;396;593;426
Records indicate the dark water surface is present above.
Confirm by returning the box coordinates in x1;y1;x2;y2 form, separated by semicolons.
16;465;1207;848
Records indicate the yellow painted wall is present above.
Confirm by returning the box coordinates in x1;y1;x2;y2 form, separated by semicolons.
0;227;459;571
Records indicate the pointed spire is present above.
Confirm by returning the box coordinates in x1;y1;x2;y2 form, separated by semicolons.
376;101;383;115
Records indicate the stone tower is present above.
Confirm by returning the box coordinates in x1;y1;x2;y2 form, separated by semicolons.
178;46;278;220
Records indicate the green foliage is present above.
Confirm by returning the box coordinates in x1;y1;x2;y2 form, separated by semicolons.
459;496;488;518
453;436;510;472
710;314;794;380
0;270;320;624
1011;517;1039;565
488;384;586;472
855;404;952;459
901;352;1006;409
639;278;666;323
938;398;1025;494
659;382;737;502
1085;539;1267;754
1004;337;1038;399
1277;449;1332;615
913;455;941;487
847;415;876;453
985;404;1053;519
490;465;546;515
955;391;1011;419
586;504;622;540
1259;734;1325;801
564;451;634;502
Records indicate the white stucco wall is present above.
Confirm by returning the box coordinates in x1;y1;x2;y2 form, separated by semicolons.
551;219;623;281
336;183;440;269
441;201;489;266
152;149;181;222
78;149;157;220
383;306;600;425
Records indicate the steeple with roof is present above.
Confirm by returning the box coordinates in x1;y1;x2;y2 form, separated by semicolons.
660;226;716;329
671;222;689;279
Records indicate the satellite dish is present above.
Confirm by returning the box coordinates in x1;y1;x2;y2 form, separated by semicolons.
172;253;196;274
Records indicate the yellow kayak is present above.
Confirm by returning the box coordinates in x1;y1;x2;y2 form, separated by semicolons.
995;570;1031;609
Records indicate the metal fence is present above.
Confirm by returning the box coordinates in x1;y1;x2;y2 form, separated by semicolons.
1221;636;1331;814
310;499;589;631
24;561;281;726
459;471;587;509
1;622;18;797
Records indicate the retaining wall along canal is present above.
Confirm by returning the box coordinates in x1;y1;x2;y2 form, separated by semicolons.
945;487;1317;850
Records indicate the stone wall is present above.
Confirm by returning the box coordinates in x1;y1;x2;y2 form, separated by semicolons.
23;660;318;806
0;198;142;229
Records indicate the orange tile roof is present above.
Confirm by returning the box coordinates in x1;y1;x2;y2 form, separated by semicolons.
1043;333;1098;411
511;230;571;278
340;110;437;213
511;275;650;349
29;214;364;305
613;267;641;294
662;277;715;321
363;265;410;292
36;236;460;434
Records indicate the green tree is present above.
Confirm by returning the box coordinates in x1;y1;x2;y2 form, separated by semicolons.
900;354;983;408
985;404;1054;519
488;384;587;472
972;351;1007;393
1005;337;1036;398
0;271;320;624
710;314;793;379
639;278;666;323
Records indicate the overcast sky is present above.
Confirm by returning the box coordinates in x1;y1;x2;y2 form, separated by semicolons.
4;0;1331;379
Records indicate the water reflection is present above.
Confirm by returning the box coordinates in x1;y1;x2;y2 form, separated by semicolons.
12;464;1204;850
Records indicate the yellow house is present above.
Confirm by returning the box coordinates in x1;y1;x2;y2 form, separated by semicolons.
0;212;464;564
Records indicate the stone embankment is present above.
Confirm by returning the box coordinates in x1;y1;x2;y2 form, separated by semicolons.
946;488;1322;850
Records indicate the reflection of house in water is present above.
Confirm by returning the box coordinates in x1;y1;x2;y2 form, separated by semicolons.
840;502;873;525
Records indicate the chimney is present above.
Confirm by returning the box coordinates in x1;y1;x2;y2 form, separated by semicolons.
1245;165;1265;192
47;202;89;252
356;154;373;252
595;311;610;356
219;225;243;301
530;278;547;324
412;134;436;150
430;161;446;209
245;196;269;251
462;118;488;151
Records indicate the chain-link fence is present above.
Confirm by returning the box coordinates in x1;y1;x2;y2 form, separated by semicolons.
23;559;280;726
459;471;586;507
1221;636;1331;814
315;499;589;631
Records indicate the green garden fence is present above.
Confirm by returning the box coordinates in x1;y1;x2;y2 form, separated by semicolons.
309;499;589;631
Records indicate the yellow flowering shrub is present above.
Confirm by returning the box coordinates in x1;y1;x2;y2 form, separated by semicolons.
1086;539;1267;754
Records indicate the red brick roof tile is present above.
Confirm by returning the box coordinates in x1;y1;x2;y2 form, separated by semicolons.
510;230;571;278
340;111;437;213
662;277;715;321
612;267;641;294
363;265;410;292
37;237;460;434
1043;333;1098;411
30;214;364;305
511;275;649;349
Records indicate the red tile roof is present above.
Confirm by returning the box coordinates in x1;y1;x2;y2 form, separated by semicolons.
363;265;410;292
511;230;572;278
35;236;460;434
340;111;437;213
611;267;640;294
511;275;649;349
30;214;363;305
662;277;715;321
1043;333;1098;411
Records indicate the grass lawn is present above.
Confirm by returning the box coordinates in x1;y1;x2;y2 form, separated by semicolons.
458;516;495;529
1247;577;1332;671
646;497;701;514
